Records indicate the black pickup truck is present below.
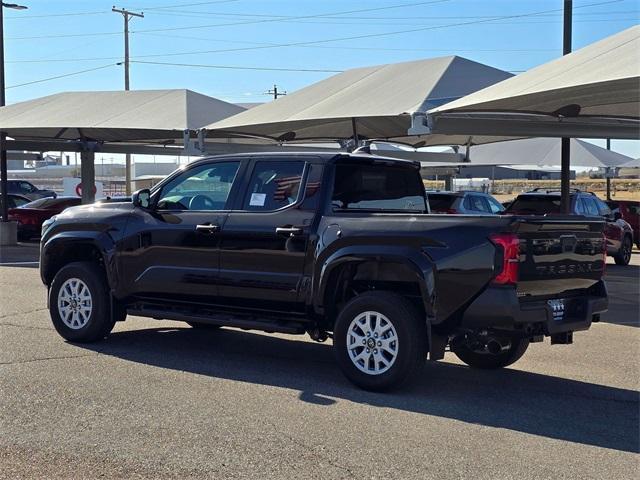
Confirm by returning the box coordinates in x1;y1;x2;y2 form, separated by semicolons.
40;153;608;391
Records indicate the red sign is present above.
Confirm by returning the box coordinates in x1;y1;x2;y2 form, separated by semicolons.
75;183;97;197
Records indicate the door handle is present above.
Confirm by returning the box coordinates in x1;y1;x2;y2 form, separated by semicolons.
195;224;220;234
275;226;303;236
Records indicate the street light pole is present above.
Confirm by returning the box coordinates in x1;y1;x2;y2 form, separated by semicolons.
1;2;28;228
112;6;143;196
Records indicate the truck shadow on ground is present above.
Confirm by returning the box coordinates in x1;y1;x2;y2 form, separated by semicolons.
79;326;639;454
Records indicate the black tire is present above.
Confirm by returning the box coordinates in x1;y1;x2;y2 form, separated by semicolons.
453;337;530;370
17;231;31;242
333;291;427;392
187;322;221;330
614;236;632;266
49;261;115;342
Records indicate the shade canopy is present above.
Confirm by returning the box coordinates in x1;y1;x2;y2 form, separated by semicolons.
206;56;514;146
0;89;245;143
428;26;640;139
458;138;634;168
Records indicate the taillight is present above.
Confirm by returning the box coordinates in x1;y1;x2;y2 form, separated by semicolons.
490;233;520;285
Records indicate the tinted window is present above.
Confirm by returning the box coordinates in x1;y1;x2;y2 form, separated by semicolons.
486;196;505;213
594;198;611;216
426;193;457;212
11;196;29;208
465;195;490;212
332;164;427;213
242;161;305;211
157;161;240;211
19;181;36;193
582;197;600;216
506;195;561;214
627;204;640;216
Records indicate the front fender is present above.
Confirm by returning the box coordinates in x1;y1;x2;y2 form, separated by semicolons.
40;231;118;289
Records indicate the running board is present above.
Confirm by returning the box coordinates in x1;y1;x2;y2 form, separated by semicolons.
127;306;307;335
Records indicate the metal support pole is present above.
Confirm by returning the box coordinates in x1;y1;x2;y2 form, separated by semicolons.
351;117;359;151
560;0;572;214
80;150;96;204
0;4;7;223
606;139;612;200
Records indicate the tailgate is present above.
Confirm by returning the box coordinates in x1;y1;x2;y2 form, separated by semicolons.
511;216;605;297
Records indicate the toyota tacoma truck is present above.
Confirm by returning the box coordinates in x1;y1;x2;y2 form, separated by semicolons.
40;153;608;391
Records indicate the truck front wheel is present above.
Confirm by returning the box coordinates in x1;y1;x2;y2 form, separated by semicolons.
333;292;427;391
49;262;115;343
453;337;530;369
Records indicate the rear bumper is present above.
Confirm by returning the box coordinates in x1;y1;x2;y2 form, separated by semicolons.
461;281;608;335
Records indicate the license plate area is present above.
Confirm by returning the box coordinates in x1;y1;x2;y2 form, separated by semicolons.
548;299;566;321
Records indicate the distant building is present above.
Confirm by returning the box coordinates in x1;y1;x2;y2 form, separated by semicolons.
458;165;576;181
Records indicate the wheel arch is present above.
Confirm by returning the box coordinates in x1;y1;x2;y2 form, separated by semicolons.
314;245;436;328
41;232;117;289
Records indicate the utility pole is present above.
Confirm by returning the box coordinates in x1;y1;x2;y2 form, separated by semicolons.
560;0;572;214
266;84;286;100
112;6;143;195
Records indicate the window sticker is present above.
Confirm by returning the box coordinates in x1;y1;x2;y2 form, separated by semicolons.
249;192;266;207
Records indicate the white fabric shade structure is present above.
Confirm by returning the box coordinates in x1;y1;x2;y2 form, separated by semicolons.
427;26;640;139
457;138;635;168
0;89;245;145
205;56;515;146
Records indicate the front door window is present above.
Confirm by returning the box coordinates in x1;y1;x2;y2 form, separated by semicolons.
157;161;241;211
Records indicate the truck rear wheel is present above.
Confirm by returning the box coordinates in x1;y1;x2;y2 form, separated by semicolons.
333;292;427;391
49;262;115;343
453;337;530;369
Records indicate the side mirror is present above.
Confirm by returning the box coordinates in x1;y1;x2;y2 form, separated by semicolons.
132;189;151;209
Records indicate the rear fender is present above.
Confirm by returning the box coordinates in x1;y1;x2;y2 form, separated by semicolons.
314;244;436;319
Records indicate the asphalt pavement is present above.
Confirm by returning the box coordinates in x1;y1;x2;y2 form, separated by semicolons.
0;245;638;479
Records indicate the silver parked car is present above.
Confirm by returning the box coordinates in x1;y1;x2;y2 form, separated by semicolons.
426;190;505;214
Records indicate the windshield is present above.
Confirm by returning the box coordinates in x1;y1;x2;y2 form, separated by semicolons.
506;195;562;214
332;164;427;213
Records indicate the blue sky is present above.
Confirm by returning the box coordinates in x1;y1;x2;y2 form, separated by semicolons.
3;0;639;158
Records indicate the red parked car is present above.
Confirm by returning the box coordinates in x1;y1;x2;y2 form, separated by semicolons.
9;196;81;241
505;189;634;265
607;200;639;249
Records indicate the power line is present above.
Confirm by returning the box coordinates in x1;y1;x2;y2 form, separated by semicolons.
6;64;117;89
132;0;452;34
130;60;343;73
134;0;240;10
4;0;622;41
4;10;109;19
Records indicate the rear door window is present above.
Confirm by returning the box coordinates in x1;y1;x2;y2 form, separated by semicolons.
242;161;305;211
332;164;427;212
